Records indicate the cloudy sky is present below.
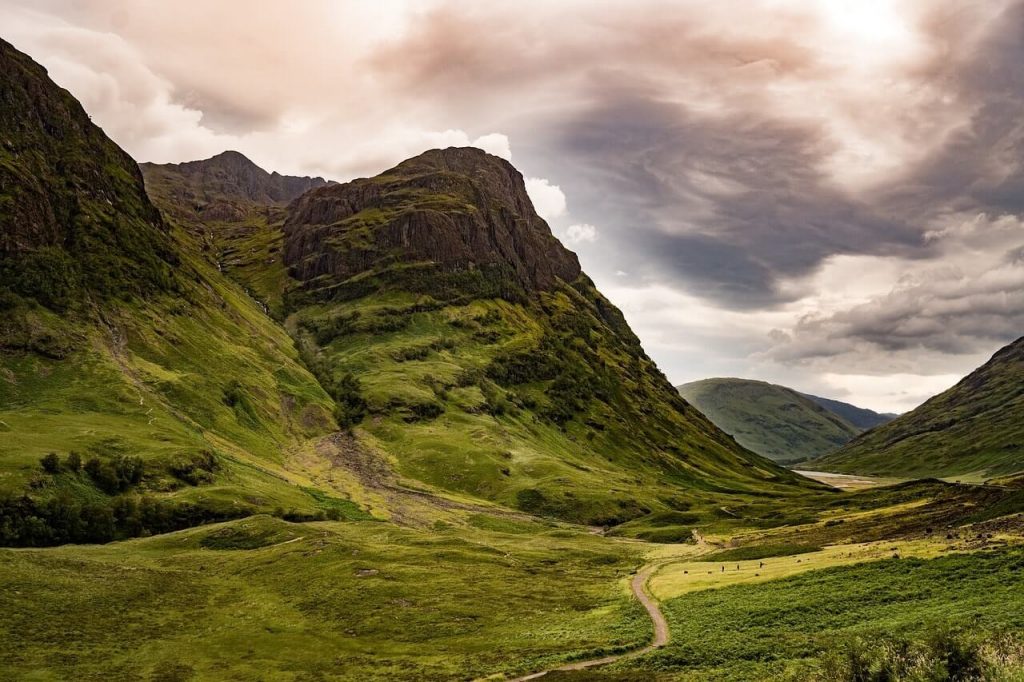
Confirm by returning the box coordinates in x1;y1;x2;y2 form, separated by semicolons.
4;0;1024;412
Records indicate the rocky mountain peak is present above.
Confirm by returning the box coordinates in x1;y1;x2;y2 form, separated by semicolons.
283;147;581;299
141;151;330;206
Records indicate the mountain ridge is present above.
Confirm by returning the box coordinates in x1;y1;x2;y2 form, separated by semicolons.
812;336;1024;479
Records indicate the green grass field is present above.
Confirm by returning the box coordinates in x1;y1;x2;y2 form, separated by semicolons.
0;515;649;681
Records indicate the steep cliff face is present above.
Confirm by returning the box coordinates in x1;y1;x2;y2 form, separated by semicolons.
0;37;176;309
283;148;581;298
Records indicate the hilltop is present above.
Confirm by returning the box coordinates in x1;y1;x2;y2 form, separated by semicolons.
677;378;892;463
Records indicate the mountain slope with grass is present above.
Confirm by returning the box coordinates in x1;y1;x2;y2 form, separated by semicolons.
0;38;365;546
801;392;897;430
272;147;820;524
677;378;868;464
145;146;820;527
812;337;1024;480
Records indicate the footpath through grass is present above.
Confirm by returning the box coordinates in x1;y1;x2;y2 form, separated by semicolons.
625;545;1024;680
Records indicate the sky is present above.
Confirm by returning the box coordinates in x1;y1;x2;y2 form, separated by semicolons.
3;0;1024;413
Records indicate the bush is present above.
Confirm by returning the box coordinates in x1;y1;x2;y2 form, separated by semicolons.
816;630;1002;682
331;372;367;428
84;455;145;494
65;451;82;472
40;452;61;474
170;451;219;486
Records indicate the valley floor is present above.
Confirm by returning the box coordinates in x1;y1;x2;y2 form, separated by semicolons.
4;481;1024;681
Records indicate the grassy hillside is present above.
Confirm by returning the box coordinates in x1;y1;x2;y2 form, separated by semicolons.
635;547;1024;680
677;379;862;464
0;38;364;545
801;393;896;431
813;337;1024;480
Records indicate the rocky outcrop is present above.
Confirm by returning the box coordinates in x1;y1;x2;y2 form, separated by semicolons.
283;147;581;294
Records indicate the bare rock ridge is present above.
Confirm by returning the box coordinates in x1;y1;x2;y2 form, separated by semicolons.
283;147;582;296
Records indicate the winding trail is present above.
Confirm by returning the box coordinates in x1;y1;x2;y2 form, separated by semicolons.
508;563;668;681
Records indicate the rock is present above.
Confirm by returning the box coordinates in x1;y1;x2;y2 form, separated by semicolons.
283;147;581;296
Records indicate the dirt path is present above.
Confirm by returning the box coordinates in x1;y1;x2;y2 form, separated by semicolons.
507;563;668;681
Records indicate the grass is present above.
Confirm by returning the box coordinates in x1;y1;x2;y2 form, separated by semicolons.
629;546;1024;680
813;337;1024;480
677;378;862;463
0;515;650;681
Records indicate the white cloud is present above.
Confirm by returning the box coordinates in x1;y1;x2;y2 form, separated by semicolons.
524;177;567;221
471;133;511;160
565;223;597;243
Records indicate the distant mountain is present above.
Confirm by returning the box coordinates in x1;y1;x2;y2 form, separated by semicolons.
812;337;1024;479
800;394;897;430
140;152;330;317
676;378;889;463
141;150;329;217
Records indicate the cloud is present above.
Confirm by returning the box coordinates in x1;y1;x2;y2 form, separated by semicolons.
471;133;511;160
6;0;1024;411
565;223;597;243
524;177;567;221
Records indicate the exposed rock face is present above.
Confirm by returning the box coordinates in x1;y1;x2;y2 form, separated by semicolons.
0;37;176;306
283;147;582;295
141;151;330;210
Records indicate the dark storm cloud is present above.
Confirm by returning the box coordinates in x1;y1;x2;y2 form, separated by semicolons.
539;92;921;308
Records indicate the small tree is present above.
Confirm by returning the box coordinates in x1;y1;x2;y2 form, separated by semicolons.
40;452;61;474
65;451;82;473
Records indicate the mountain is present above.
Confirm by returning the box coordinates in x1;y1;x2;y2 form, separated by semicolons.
1;35;816;549
812;337;1024;480
801;393;897;430
141;150;329;215
151;145;818;525
0;38;178;315
677;378;877;463
0;38;357;546
140;151;329;316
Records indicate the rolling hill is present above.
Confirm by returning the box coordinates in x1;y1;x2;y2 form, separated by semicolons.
811;336;1024;480
801;393;897;430
677;378;892;463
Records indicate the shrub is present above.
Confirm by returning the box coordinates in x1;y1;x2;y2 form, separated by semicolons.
40;453;61;474
65;451;82;473
84;455;145;494
170;451;219;486
331;372;367;428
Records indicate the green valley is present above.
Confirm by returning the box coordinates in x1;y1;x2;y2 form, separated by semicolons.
3;30;1024;682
